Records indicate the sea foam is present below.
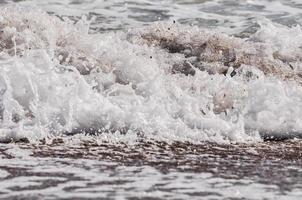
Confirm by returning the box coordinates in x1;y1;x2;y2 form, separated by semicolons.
0;6;302;143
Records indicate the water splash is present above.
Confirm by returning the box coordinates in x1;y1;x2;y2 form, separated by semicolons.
0;6;302;143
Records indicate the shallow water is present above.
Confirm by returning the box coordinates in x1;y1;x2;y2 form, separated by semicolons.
0;0;302;199
4;0;302;35
0;139;301;199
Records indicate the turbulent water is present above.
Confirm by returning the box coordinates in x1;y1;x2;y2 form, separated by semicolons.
0;0;302;199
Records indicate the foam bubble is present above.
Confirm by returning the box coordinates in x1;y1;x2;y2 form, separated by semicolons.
0;6;302;143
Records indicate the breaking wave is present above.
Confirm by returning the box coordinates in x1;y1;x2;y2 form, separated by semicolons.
1;6;302;143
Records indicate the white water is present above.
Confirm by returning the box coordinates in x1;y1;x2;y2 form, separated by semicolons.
1;5;302;143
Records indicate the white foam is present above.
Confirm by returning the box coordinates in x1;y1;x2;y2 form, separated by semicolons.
0;6;302;143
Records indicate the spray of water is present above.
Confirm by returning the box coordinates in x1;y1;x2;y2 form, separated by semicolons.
0;6;302;143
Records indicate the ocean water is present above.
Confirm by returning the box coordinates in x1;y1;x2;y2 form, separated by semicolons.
0;0;301;199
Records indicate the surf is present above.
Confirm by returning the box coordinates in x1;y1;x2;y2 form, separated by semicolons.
0;5;302;143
